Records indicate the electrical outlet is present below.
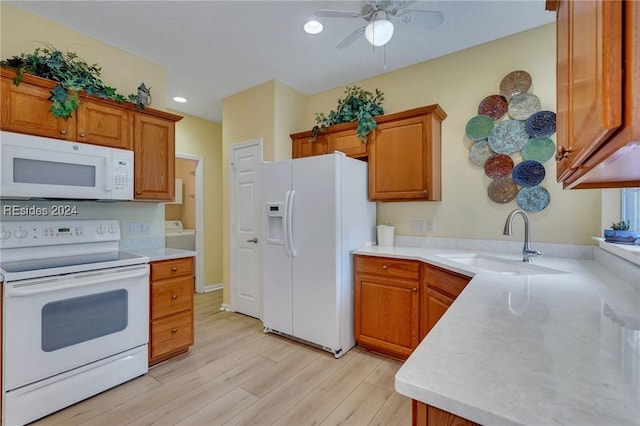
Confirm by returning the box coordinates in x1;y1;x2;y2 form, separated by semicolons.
126;223;137;236
138;222;151;236
426;219;436;234
412;220;426;234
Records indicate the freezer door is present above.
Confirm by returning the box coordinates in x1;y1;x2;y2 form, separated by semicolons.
261;160;293;335
290;154;341;350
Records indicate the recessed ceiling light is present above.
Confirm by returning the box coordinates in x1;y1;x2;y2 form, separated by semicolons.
173;96;187;103
304;20;323;35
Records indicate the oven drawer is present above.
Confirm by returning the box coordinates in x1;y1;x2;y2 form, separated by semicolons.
151;257;193;281
150;276;193;320
150;311;194;360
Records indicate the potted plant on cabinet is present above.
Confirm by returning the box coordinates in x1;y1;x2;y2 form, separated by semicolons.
312;85;384;142
604;220;640;245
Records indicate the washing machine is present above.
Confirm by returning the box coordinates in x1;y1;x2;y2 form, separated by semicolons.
165;220;196;251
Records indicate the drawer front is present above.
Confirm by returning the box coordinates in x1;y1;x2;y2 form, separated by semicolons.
151;276;193;319
150;311;193;360
355;255;420;280
422;263;470;298
151;257;193;281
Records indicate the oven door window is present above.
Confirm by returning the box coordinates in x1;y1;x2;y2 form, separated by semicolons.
41;289;128;352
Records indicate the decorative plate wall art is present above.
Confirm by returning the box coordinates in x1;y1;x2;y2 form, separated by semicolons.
465;70;556;212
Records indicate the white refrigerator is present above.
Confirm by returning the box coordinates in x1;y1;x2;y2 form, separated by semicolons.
262;153;376;358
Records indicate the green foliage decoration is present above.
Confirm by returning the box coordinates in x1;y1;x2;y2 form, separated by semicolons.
611;220;630;231
1;46;143;120
313;85;384;142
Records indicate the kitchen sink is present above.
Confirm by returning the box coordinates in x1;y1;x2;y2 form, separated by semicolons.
435;253;567;275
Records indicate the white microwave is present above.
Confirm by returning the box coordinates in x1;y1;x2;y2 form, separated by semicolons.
0;131;134;201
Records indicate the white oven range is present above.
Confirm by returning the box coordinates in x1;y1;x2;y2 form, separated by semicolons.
0;219;149;426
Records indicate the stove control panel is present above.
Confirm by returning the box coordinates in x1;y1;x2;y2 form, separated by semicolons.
0;220;121;248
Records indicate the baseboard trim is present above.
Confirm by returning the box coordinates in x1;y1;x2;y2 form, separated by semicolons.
204;283;223;292
220;303;235;312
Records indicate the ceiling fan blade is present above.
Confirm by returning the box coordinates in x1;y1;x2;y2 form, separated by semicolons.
396;10;444;29
314;10;364;19
337;26;366;49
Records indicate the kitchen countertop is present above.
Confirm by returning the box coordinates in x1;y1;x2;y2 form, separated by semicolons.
353;245;640;426
126;247;196;262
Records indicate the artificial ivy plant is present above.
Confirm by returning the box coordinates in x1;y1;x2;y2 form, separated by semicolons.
1;46;143;120
313;85;385;142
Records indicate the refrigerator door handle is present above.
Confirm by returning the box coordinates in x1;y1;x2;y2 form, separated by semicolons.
283;190;292;257
287;190;297;257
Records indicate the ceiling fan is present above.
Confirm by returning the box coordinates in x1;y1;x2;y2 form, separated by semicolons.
314;0;444;48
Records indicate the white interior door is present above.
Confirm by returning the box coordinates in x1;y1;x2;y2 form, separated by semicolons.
230;139;262;318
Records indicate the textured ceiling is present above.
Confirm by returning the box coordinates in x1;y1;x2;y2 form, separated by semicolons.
8;1;555;123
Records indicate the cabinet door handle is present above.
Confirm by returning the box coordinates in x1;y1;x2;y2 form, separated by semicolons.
172;267;178;271
382;265;388;270
412;287;417;292
79;132;86;137
60;129;67;135
556;145;573;160
171;328;178;334
171;294;178;300
423;190;427;195
135;191;142;195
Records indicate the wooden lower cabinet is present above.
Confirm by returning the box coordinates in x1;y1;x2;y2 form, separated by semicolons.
413;400;480;426
149;257;194;365
354;255;420;360
419;263;471;340
355;255;471;359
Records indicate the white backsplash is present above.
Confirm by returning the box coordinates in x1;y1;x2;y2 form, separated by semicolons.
394;235;594;259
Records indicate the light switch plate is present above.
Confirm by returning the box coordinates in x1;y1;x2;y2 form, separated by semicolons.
126;223;137;236
137;222;151;236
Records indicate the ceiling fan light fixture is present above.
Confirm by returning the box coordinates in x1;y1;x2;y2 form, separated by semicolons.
303;20;324;35
365;19;394;46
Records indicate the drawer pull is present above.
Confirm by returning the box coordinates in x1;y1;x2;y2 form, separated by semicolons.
382;265;388;270
412;287;417;292
171;294;178;300
79;132;86;137
171;328;178;334
60;129;67;135
172;267;178;272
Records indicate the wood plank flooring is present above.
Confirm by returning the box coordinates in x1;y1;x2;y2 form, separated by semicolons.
33;291;411;426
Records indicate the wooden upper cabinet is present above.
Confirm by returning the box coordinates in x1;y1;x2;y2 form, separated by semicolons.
133;112;178;201
1;69;76;139
327;127;367;158
369;105;446;201
552;0;640;188
76;97;131;149
291;131;327;158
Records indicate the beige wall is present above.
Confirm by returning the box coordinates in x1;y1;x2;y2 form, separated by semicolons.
1;4;224;287
305;23;600;246
1;3;166;109
174;115;224;285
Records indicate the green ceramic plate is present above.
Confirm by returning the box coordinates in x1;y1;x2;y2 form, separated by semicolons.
465;115;494;141
522;137;555;163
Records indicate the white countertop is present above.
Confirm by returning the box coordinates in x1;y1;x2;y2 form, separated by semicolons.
353;246;640;426
125;247;196;262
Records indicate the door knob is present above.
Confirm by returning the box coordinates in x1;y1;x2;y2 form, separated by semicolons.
246;237;258;243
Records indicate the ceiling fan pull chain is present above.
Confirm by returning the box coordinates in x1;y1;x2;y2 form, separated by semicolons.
384;44;388;70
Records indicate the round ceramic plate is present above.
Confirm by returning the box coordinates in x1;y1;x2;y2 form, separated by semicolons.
469;140;496;167
522;137;555;163
508;93;541;120
478;95;508;120
488;120;529;154
512;160;545;187
499;70;532;100
488;177;518;203
526;111;556;138
466;115;494;141
517;186;550;212
484;154;514;179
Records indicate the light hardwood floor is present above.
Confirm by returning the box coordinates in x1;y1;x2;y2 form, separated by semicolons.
33;291;412;426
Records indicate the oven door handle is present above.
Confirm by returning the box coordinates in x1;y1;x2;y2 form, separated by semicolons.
6;266;148;297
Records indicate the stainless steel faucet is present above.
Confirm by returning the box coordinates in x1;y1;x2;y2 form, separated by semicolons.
503;209;541;263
